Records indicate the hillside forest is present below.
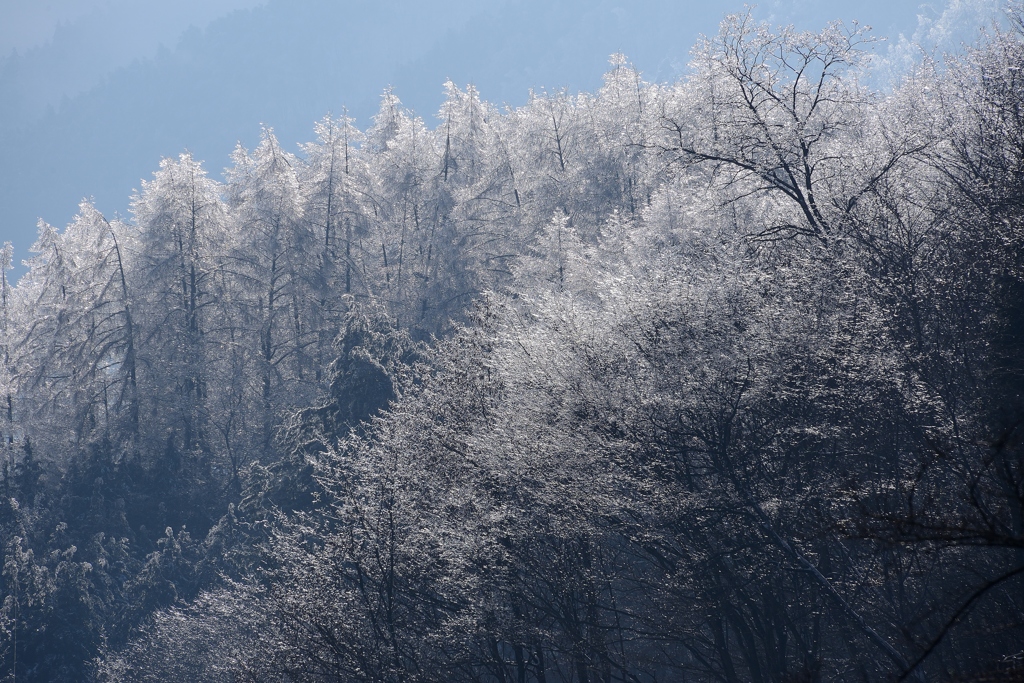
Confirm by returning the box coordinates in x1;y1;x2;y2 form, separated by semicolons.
1;9;1023;682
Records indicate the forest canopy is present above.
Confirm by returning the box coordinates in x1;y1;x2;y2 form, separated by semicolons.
2;8;1023;682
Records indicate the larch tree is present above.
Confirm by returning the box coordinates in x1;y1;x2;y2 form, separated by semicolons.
299;112;371;380
227;129;315;451
132;153;228;456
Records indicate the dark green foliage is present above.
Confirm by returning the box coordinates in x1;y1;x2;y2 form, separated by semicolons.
286;300;425;451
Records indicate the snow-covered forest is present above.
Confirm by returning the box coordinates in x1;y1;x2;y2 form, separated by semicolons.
2;9;1023;682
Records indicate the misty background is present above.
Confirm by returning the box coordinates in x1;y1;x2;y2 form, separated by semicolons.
0;0;997;277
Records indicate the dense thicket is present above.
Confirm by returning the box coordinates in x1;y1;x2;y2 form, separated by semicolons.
2;9;1023;682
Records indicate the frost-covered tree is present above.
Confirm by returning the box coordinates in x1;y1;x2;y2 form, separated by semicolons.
13;205;140;454
299;113;370;378
659;12;921;242
227;129;315;449
1;242;15;457
132;153;227;455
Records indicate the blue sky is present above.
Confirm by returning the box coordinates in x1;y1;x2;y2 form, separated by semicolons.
0;0;1003;277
